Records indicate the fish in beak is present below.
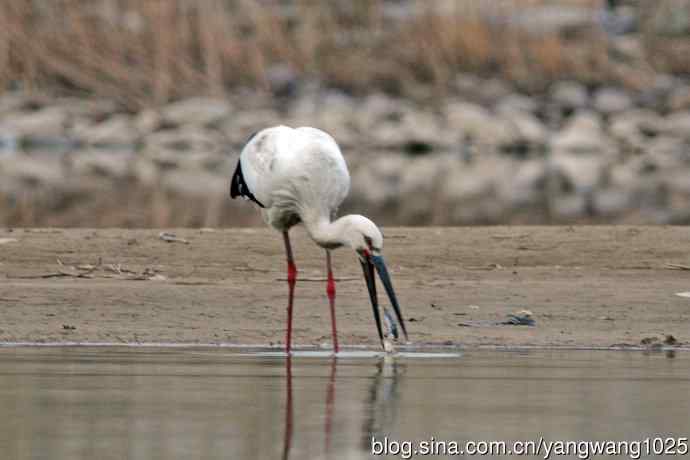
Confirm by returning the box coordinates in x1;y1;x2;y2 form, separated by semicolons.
359;253;408;348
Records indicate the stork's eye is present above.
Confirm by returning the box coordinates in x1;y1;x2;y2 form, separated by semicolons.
363;236;374;250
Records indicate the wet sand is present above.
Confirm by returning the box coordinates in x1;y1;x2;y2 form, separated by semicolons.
0;226;688;349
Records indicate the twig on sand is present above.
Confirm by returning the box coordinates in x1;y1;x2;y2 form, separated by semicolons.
466;263;504;270
14;269;93;279
159;232;189;244
275;276;359;282
665;263;690;271
234;266;271;273
490;234;530;240
12;261;163;281
13;272;69;279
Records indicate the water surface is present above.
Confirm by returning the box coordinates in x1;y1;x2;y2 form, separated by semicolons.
0;348;687;459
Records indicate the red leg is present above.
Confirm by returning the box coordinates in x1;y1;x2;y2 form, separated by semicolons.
326;250;339;353
283;231;297;354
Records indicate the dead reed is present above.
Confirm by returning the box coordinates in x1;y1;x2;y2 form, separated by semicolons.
0;0;674;108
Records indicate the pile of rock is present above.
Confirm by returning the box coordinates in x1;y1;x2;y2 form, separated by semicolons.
0;77;689;225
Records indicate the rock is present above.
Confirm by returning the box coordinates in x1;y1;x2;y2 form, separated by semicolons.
132;158;158;186
372;110;451;151
144;148;182;170
510;5;596;34
550;194;588;219
657;111;690;140
593;87;634;114
549;152;606;192
644;0;690;37
550;111;608;154
550;81;589;110
440;155;511;223
665;169;690;195
609;36;645;63
640;1;690;74
177;152;228;172
72;114;139;145
647;136;687;157
499;109;548;146
609;161;638;190
266;64;300;98
0;92;35;116
600;5;638;35
496;93;539;115
593;188;631;215
161;97;231;127
161;170;227;198
445;101;519;148
475;78;512;104
220;109;281;146
289;91;358;147
355;93;406;132
0;155;64;186
350;153;408;207
397;154;453;222
51;97;118;119
135;109;163;134
668;85;690;111
608;109;662;151
144;127;222;154
0;107;69;139
69;150;133;178
638;74;677;112
499;159;547;206
453;74;482;96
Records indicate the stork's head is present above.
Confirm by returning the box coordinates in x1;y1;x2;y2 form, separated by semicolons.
338;215;383;257
339;215;408;348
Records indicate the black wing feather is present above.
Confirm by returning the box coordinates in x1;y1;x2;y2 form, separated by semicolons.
230;160;265;208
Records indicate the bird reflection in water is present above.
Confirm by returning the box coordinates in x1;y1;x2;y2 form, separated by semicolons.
282;356;337;460
281;355;402;460
361;357;403;453
282;356;294;460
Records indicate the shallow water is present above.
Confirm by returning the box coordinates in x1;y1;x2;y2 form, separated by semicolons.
0;348;688;460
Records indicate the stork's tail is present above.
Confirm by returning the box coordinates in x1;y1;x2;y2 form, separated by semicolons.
230;160;265;208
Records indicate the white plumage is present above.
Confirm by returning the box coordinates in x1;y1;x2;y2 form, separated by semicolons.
240;126;350;235
230;125;407;354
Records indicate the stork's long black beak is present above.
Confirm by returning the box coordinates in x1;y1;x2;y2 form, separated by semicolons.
360;257;384;347
371;255;408;342
360;254;408;348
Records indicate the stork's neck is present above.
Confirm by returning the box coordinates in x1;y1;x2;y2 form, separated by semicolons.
302;214;348;249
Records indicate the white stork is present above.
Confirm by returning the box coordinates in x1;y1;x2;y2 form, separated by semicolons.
230;126;407;354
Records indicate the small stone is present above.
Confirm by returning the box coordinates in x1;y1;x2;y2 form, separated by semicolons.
550;81;589;109
161;97;231;127
658;111;690;140
593;87;634;114
0;107;68;138
550;111;608;154
668;85;690;111
445;101;519;147
550;152;606;191
73;114;139;145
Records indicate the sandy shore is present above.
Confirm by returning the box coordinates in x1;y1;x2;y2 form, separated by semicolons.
0;226;688;349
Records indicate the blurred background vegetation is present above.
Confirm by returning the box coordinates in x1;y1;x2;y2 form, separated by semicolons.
0;0;689;227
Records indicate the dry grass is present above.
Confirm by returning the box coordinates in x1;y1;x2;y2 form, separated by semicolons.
0;0;645;108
